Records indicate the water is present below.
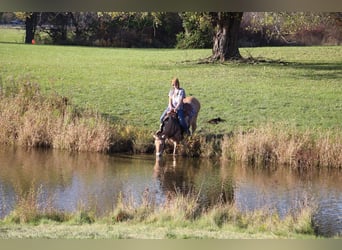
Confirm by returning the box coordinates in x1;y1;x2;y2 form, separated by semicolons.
0;146;341;237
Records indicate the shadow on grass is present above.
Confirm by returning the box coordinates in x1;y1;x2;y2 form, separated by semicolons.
182;56;342;81
288;62;342;80
252;58;342;80
0;41;25;45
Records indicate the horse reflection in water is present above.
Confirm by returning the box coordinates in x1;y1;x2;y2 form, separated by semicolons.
153;157;234;208
153;156;192;196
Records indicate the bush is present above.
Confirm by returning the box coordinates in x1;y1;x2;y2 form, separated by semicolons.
176;30;212;49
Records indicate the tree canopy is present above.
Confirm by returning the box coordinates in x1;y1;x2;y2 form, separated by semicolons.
4;11;341;61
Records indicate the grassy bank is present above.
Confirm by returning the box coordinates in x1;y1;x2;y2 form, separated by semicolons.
0;81;341;168
0;44;341;167
1;44;341;134
0;185;318;239
220;125;342;168
0;79;153;153
0;220;317;239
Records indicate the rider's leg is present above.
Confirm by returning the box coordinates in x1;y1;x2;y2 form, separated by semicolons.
157;107;170;133
160;108;169;123
177;109;190;135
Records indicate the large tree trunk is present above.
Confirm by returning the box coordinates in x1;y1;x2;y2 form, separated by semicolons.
210;12;243;61
25;13;38;44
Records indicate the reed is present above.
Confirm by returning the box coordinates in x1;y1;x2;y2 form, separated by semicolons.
0;77;152;154
4;183;70;224
220;124;342;168
315;130;342;168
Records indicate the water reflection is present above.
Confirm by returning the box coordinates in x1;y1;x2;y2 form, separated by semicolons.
153;156;197;195
153;156;234;207
0;147;341;236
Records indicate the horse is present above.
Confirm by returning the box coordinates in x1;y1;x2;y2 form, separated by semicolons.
153;96;200;157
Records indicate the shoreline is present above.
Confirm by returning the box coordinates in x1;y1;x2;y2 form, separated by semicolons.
0;81;341;168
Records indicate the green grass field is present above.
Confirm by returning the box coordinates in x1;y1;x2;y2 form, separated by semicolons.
0;26;25;43
0;35;341;135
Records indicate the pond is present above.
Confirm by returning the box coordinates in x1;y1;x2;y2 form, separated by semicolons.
0;146;341;237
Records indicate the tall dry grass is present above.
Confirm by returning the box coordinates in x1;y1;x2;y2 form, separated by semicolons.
220;124;342;168
4;182;69;224
0;78;152;153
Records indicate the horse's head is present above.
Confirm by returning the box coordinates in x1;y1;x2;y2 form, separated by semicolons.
153;134;166;157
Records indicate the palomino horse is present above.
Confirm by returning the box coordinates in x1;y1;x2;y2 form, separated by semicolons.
153;96;200;156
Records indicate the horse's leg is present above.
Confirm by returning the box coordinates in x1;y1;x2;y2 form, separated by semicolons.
173;141;177;155
190;115;198;134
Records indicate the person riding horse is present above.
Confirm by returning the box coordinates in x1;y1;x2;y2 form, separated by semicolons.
158;78;190;136
154;77;201;156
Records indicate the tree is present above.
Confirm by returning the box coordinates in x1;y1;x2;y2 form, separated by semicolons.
69;12;99;45
242;12;342;46
209;12;244;61
15;12;38;44
176;12;213;49
97;12;182;47
25;13;38;44
37;12;73;44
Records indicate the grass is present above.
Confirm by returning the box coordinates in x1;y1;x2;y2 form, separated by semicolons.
220;124;342;168
0;184;321;239
0;26;25;43
0;81;340;167
0;42;341;135
0;80;139;153
0;40;341;166
0;222;318;239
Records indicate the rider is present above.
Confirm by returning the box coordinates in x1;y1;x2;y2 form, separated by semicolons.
158;77;190;135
